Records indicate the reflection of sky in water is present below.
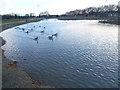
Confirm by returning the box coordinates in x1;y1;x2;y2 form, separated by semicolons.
0;19;118;88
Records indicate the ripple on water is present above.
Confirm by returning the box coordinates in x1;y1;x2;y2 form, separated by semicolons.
0;19;118;88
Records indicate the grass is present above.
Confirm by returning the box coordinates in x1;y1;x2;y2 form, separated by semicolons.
1;18;42;24
1;18;42;30
1;19;26;24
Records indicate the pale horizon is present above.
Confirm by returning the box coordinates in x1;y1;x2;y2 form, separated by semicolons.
0;0;119;15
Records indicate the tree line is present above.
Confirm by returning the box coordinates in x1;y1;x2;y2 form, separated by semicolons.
61;5;119;17
1;4;119;20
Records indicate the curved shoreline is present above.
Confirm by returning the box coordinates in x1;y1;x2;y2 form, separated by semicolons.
1;38;42;88
0;19;54;88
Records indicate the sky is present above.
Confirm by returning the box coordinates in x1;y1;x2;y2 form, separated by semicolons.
0;0;119;15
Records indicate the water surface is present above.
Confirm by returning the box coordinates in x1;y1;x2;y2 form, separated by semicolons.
0;19;118;88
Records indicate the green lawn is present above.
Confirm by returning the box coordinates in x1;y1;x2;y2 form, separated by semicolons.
0;18;42;24
1;19;26;24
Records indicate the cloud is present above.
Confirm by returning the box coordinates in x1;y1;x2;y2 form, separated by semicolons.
0;0;13;8
0;0;119;15
0;0;7;7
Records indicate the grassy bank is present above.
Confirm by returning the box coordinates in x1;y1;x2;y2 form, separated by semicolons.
1;19;25;24
1;18;42;31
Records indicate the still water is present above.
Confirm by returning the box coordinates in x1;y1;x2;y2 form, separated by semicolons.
0;19;118;88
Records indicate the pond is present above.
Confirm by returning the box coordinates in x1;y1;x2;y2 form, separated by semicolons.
0;19;118;88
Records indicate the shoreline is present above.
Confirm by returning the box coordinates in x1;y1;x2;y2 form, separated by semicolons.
1;39;41;88
58;17;119;25
98;19;119;25
0;19;54;88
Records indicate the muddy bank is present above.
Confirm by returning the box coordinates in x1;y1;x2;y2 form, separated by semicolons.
1;37;42;88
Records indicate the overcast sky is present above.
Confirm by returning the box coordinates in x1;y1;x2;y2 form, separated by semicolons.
0;0;119;15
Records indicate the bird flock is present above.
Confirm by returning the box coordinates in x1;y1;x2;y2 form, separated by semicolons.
15;24;58;41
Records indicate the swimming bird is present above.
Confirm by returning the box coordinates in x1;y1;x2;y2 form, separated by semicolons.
25;31;29;34
31;28;33;31
34;37;38;40
53;33;58;37
40;30;44;33
43;27;46;29
15;27;21;29
48;36;53;40
22;28;25;31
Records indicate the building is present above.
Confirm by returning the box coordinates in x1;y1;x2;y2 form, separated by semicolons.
30;13;35;17
39;11;49;16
